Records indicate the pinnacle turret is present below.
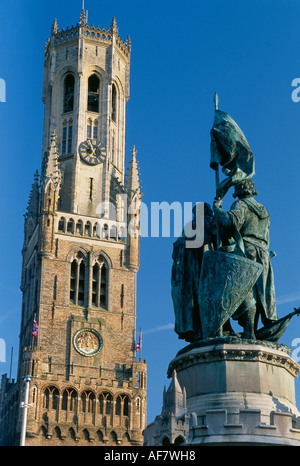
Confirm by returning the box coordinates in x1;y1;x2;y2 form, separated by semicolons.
41;131;61;192
79;9;86;26
126;145;142;200
25;170;40;226
51;18;58;35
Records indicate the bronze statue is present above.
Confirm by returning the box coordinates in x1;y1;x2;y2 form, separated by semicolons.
171;95;299;343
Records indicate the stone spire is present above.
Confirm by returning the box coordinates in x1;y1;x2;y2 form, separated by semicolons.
161;370;187;417
25;170;40;226
126;145;142;200
111;16;118;34
41;131;61;192
51;18;58;35
79;8;86;26
126;35;131;52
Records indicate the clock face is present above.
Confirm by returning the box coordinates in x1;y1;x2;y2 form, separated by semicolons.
73;329;103;357
79;139;106;165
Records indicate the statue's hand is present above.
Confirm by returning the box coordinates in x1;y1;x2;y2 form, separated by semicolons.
213;197;223;211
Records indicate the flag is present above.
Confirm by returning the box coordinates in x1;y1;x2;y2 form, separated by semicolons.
210;107;255;198
32;320;39;338
135;330;142;352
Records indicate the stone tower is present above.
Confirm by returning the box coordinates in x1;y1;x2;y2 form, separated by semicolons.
0;10;146;446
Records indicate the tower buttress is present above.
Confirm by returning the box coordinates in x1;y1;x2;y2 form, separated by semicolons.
125;145;142;270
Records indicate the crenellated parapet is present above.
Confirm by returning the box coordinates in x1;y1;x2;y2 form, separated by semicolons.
45;13;131;61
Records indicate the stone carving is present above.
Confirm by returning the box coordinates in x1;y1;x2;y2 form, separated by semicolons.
171;95;300;343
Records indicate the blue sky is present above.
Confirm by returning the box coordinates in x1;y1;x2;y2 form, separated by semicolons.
1;0;300;425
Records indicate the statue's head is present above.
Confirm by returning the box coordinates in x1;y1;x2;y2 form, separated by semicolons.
233;179;258;199
192;203;213;218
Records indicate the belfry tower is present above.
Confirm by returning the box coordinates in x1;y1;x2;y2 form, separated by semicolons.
0;10;146;446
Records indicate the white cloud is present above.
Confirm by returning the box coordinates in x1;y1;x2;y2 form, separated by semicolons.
277;291;300;306
143;323;174;335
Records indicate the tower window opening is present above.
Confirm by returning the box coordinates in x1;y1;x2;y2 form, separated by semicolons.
91;257;108;308
62;125;67;155
87;124;92;138
87;118;99;140
63;74;75;113
69;252;86;306
93;124;98;139
62;120;73;155
112;84;117;122
78;262;85;305
68;125;73;153
87;74;100;112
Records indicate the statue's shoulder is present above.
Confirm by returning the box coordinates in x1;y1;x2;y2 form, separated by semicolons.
242;198;270;219
229;199;248;212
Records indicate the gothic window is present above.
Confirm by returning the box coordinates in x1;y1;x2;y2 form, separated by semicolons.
67;123;73;153
67;218;74;233
87;118;92;138
81;391;95;413
69;428;76;440
58;217;66;232
84;221;92;236
162;436;171;446
98;392;112;415
61;388;77;411
92;256;108;308
62;120;73;155
83;429;90;441
87;74;100;112
87;118;98;140
54;427;62;439
69;251;86;306
112;83;117;122
62;124;67;155
93;120;98;139
174;436;185;446
115;394;129;416
63;74;75;113
43;386;59;410
76;220;83;235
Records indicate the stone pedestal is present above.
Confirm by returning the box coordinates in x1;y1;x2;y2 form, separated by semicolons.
167;338;300;445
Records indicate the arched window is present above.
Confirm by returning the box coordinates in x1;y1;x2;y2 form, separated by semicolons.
61;388;77;411
64;74;75;113
87;74;100;112
76;220;83;235
54;426;62;439
99;392;112;415
81;391;95;414
58;217;66;232
91;256;108;308
67;218;74;233
162;436;171;446
69;252;86;306
43;386;59;410
116;394;130;416
62;119;73;155
112;83;117;122
69;427;76;440
174;436;185;446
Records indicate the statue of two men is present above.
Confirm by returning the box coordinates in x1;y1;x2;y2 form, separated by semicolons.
172;177;281;342
172;100;299;343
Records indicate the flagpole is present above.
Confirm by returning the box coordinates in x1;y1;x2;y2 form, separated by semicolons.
20;375;31;446
139;328;142;361
213;92;221;250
